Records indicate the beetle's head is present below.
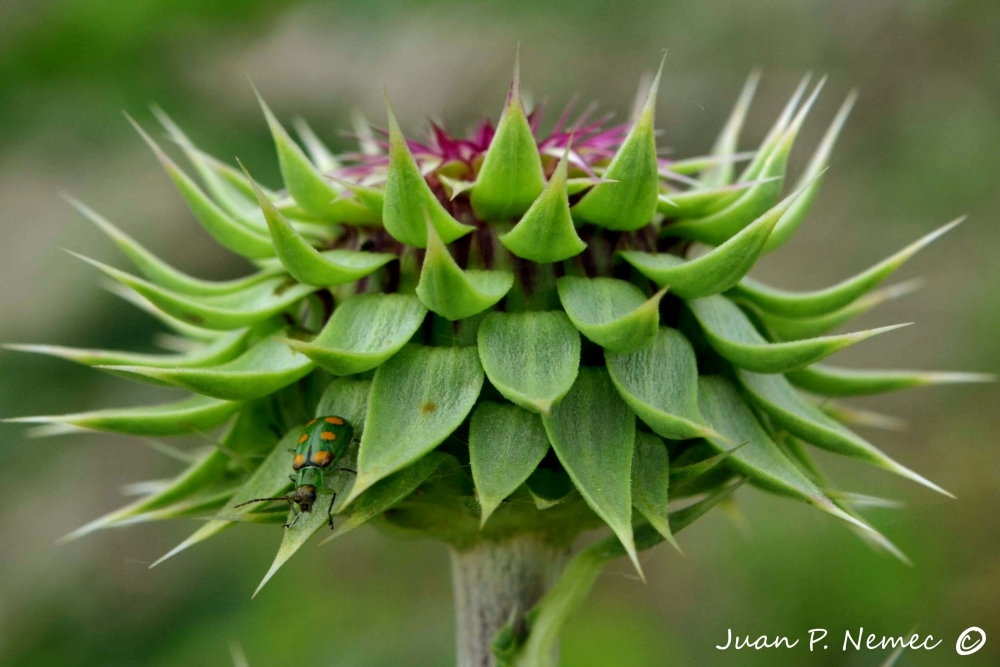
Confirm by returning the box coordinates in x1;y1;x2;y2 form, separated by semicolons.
292;484;317;513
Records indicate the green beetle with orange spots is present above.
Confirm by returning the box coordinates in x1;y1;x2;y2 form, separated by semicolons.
236;415;354;528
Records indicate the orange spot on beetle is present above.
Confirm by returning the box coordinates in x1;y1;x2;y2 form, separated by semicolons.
321;431;336;441
298;433;309;444
292;454;306;470
311;450;333;466
307;419;318;426
325;416;344;425
421;402;437;415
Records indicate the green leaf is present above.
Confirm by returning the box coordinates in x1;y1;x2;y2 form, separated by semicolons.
5;326;254;370
415;219;513;321
499;145;586;262
469;402;551;526
730;217;965;317
222;510;287;525
470;53;546;221
103;337;315;400
62;450;230;540
786;363;995;396
151;429;299;567
256;90;379;225
619;175;817;299
350;109;381;156
525;467;576;510
735;369;952;496
630;431;680;552
665;128;790;244
346;345;484;504
606;327;718;440
566;177;607;196
669;445;740;499
775;435;911;564
104;283;225;343
665;79;823;245
322;452;446;546
542;367;640;575
670;442;747;486
512;482;741;667
667;153;755;177
116;488;239;524
763;91;856;253
701;70;760;188
329;176;385;216
819;401;907;432
382;96;473;247
254;436;365;596
748;280;922;341
252;485;333;597
61;404;280;541
8;394;242;437
243;165;395;286
151;107;270;224
292;116;341;172
476;311;580;415
206;148;275;200
773;432;826;485
126;115;275;259
315;377;372;430
657;178;775;218
438;175;475;201
687;295;909;373
557;276;666;354
282;294;427;376
880;644;908;667
66;195;283;296
826;489;906;511
571;57;663;231
75;254;318;330
696;376;869;528
738;75;811;182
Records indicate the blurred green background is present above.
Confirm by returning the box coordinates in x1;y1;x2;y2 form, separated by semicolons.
0;0;997;665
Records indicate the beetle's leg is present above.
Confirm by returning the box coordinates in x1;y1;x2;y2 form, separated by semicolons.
282;500;300;529
327;492;337;530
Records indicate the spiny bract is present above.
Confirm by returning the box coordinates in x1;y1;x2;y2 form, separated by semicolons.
6;53;991;657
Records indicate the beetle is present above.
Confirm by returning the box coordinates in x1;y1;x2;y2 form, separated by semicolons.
235;415;355;529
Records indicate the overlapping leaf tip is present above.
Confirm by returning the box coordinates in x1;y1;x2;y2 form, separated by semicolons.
4;51;990;638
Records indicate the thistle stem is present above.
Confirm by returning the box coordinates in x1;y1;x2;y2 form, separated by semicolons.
450;536;570;667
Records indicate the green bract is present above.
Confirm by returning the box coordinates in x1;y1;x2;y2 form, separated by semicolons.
471;54;547;221
571;57;663;231
470;402;551;525
5;54;989;665
477;311;580;415
557;277;667;354
499;145;586;262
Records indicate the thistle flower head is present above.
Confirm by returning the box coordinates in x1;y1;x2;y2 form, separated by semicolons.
5;52;991;658
339;97;627;183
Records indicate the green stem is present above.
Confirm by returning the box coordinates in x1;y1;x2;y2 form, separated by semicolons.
450;536;569;667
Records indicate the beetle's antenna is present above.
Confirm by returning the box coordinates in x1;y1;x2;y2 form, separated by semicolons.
233;496;290;509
